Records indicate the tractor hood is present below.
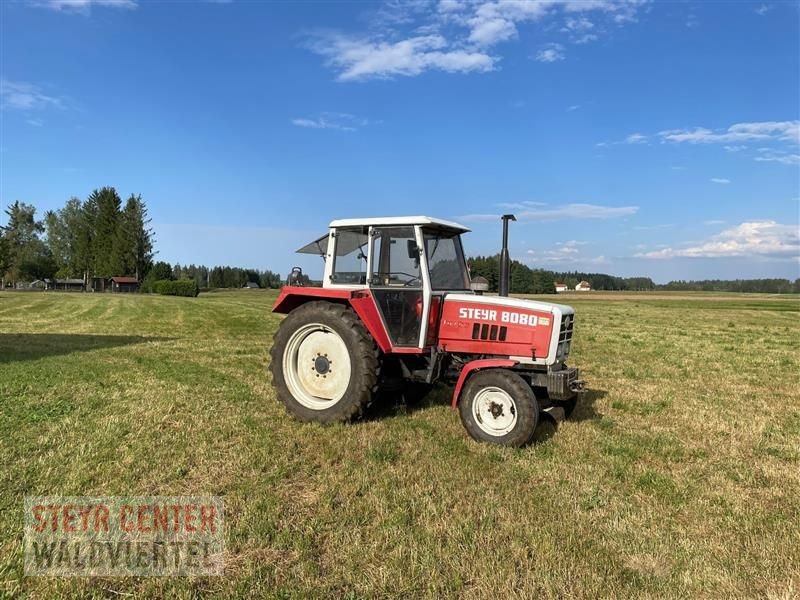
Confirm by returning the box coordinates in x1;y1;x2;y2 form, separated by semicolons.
438;293;575;365
445;293;574;319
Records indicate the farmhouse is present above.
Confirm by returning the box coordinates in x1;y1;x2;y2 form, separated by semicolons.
110;277;140;293
243;281;260;289
554;282;569;293
50;278;85;292
575;280;592;292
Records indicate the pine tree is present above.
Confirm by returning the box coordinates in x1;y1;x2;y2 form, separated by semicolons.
90;187;122;277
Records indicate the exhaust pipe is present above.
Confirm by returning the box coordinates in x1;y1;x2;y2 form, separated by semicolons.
499;214;516;297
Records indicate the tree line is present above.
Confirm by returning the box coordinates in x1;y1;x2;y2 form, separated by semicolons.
145;261;300;290
659;278;800;294
0;188;154;285
3;199;796;294
469;256;557;294
468;255;799;294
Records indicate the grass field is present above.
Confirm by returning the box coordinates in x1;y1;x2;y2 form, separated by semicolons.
1;289;799;598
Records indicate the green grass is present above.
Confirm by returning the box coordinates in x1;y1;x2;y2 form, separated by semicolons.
1;289;799;598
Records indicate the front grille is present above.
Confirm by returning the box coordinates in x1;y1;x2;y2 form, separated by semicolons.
557;314;574;359
559;314;574;343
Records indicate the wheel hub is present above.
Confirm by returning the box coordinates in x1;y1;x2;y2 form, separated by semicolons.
473;386;518;436
282;323;352;410
488;401;505;419
313;354;331;375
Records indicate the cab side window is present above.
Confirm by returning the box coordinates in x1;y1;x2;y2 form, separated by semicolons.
331;228;368;285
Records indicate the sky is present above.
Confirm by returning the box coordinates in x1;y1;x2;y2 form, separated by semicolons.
1;0;798;283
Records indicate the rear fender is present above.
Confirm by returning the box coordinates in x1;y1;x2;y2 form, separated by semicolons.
272;286;393;353
451;358;518;409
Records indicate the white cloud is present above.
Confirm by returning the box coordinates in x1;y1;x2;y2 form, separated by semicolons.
535;43;565;63
310;34;496;81
562;16;598;43
553;240;588;255
26;118;44;127
704;220;726;225
658;120;800;145
596;130;651;146
33;0;136;12
633;223;673;231
0;79;63;111
710;177;730;184
468;16;518;46
526;244;607;264
496;200;552;209
612;120;799;167
636;221;800;259
567;104;580;111
573;33;599;44
755;153;800;166
290;112;372;131
564;16;594;32
461;202;639;222
755;4;772;15
308;0;646;81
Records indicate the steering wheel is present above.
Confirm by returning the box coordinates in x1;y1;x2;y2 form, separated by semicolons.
374;271;421;286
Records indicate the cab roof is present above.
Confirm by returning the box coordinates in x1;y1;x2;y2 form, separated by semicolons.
329;216;470;232
296;216;470;255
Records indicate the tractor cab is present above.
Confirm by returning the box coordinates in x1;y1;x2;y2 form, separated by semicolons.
297;216;472;348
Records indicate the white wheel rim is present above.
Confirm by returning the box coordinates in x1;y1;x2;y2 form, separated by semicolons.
282;323;352;410
473;386;518;436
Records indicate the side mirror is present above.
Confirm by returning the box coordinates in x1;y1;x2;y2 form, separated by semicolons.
407;240;419;260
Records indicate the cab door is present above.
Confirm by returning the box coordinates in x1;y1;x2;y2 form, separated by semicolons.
368;226;427;347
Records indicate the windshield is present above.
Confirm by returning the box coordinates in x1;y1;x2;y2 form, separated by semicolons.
423;229;470;291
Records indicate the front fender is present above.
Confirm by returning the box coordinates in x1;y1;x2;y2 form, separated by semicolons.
451;358;518;409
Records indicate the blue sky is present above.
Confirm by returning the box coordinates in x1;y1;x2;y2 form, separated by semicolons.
1;0;798;283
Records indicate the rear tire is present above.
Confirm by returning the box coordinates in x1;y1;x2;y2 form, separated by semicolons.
459;369;539;447
270;301;378;423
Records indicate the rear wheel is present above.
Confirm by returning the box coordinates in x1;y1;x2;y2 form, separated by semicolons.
459;369;539;447
270;302;378;422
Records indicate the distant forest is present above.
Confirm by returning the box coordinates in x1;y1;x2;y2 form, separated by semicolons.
1;197;796;293
145;261;293;290
468;255;799;294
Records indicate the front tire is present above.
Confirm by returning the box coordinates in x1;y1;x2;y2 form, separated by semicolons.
459;369;539;447
270;302;378;423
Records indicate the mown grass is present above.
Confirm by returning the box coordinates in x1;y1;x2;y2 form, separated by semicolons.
0;289;798;598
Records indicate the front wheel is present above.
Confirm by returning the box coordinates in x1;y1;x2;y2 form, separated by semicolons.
459;369;539;447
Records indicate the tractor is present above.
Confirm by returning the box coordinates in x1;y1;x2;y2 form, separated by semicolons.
270;215;584;447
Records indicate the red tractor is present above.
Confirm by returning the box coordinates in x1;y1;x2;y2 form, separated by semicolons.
270;216;583;447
